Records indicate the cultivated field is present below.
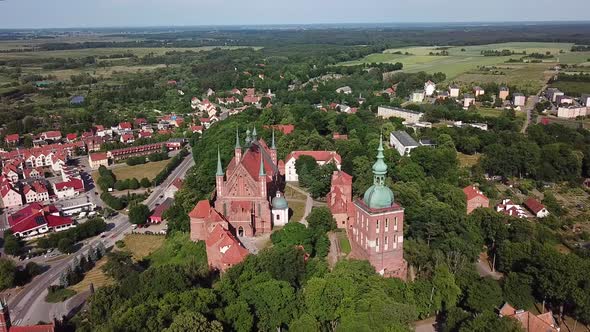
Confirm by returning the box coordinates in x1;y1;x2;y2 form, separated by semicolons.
339;42;590;91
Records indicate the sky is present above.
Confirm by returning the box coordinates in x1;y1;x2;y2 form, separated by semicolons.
0;0;588;29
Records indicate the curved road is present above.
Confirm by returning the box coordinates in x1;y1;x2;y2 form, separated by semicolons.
8;152;194;325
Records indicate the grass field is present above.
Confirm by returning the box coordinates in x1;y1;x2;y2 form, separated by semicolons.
104;159;170;181
147;232;207;267
69;258;113;293
288;202;306;222
124;234;166;261
339;42;587;91
550;81;590;97
476;107;526;119
21;64;170;81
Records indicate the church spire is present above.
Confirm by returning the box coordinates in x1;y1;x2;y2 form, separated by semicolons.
235;127;241;149
252;127;258;141
271;129;276;149
216;147;224;176
259;154;266;176
372;135;388;185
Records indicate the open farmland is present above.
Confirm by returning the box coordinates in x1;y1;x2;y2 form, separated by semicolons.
339;42;589;92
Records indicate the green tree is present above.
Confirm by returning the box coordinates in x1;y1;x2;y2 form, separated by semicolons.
459;310;523;332
0;259;16;290
129;204;150;225
164;311;223;332
58;237;75;254
502;272;535;310
241;279;296;331
3;230;23;256
465;278;503;313
307;207;336;234
140;177;152;188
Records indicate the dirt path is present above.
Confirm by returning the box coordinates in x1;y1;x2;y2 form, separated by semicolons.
327;232;341;268
413;316;437;332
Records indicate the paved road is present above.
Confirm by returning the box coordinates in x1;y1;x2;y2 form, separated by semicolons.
8;152;194;325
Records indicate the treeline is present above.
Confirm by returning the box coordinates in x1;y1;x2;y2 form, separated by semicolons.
125;151;169;166
554;72;590;82
571;45;590;52
37;217;107;252
481;49;525;56
153;149;188;185
41;56;96;70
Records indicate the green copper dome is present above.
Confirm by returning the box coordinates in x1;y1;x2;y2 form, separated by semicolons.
272;195;288;209
363;135;394;209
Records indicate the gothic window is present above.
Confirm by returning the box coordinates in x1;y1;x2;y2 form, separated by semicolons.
376;238;379;251
238;226;244;237
376;220;380;233
385;218;389;231
384;236;388;245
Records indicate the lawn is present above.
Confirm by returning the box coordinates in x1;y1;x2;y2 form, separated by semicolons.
457;152;481;168
123;234;166;261
550;81;590;97
284;185;307;201
476;107;525;119
92;159;169;183
288;201;306;222
69;257;113;293
21;64;171;81
147;232;207;267
336;231;351;255
339;42;576;90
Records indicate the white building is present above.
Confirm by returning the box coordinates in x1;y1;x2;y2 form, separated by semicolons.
449;85;460;98
335;86;352;95
390;131;420;156
464;94;476;109
1;184;22;208
283;151;342;182
377;106;424;123
271;191;289;227
513;93;526;107
557;106;588;118
424;80;436;97
411;90;425;103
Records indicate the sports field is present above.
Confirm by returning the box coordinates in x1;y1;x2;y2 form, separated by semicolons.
339;42;590;91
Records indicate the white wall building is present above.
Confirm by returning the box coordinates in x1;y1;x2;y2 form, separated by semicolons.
424;81;436;97
390;131;420;156
284;151;342;182
377;106;424;123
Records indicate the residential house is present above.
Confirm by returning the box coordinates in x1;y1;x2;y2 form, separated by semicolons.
52;177;84;200
438;91;449;100
134;118;148;128
283;151;342;182
424;80;436;97
377;106;424;123
464;94;476;108
89;152;109;169
84;136;104;152
4;134;19;146
120;133;135;144
206;88;215;97
139;131;152;139
65;133;78;142
243;95;261;104
556;95;574;105
546;88;564;102
118;122;132;132
165;178;183;198
22;181;49;203
8;203;74;239
1;183;22;208
336;86;352;95
463;185;489;214
23;167;43;179
449;84;460;98
40;131;62;142
557;106;587;118
390;131;420;156
495;199;528;218
3;164;20;183
190;125;204;134
513;93;526;107
411;90;425;103
581;94;590;106
263;124;295;135
94;125;107;137
499;86;510;100
191;97;201;110
524;198;549;218
108;143;164;162
473;86;485;97
332;133;349;140
498;303;559;332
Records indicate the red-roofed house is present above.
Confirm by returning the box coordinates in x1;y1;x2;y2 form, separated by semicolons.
243;95;260;104
134;118;148;127
120;133;135;144
327;171;354;228
499;303;559;332
149;198;173;224
108;143;164;161
52;178;84;199
139;131;152;139
22;181;49;203
284;151;342;182
23;167;43;179
524;198;549;218
1;184;22;208
190;125;203;134
118;122;132;132
40;131;62;141
65;133;78;142
463;185;490;214
8;203;74;239
89;152;109;169
4;134;19;146
0;300;58;332
165;178;183;198
495;199;528;219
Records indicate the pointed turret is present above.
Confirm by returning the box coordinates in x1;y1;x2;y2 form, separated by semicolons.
271;129;276;149
245;128;252;146
362;135;394;209
235;128;242;164
259;153;267;198
259;154;266;176
216;147;224;176
270;129;278;165
252;127;258;141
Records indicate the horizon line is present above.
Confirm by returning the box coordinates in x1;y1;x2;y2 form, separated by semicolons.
2;19;590;31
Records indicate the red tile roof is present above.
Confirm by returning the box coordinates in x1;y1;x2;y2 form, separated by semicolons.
42;131;62;139
524;198;546;215
463;185;488;201
5;134;19;143
119;122;132;129
10;323;55;332
54;178;84;191
263;124;295;135
66;133;77;141
90;152;108;161
499;303;559;332
206;224;249;267
331;170;352;185
189;200;212;219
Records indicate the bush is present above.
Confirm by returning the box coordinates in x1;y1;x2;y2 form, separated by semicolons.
129;204;150;225
140;177;152;188
101;192;125;210
38;218;108;250
3;230;23;256
0;258;17;290
128;178;140;190
126;156;147;166
115;240;126;248
153;149;188;185
148;152;169;162
58;238;75;254
45;286;76;303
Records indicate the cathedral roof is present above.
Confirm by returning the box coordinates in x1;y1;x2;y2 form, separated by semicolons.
227;139;278;181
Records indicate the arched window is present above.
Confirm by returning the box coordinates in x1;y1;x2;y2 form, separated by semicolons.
238;226;244;237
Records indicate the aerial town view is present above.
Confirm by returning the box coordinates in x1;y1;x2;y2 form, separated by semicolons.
0;0;589;331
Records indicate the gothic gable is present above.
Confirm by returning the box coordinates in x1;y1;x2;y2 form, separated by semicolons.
223;162;260;198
